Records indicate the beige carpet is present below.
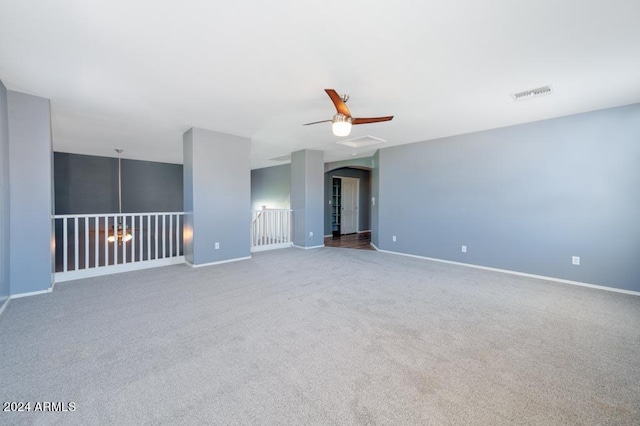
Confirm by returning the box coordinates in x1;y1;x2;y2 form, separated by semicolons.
1;247;639;425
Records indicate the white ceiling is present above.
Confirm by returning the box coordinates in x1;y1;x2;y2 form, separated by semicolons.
1;0;639;169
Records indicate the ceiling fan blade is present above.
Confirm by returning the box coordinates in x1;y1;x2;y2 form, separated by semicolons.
303;119;333;126
352;116;394;125
325;89;351;117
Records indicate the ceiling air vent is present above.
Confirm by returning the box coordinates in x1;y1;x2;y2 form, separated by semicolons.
269;154;291;162
336;135;387;149
511;85;553;102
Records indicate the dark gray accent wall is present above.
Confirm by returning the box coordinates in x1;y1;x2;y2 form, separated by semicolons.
324;167;371;235
7;91;53;295
251;164;291;211
377;103;640;292
183;128;251;265
54;152;183;214
0;81;9;304
291;150;324;247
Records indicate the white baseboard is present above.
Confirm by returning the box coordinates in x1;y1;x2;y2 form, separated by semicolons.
9;288;53;299
373;246;640;297
0;296;9;318
55;257;186;282
0;285;55;312
292;244;325;250
187;255;251;268
251;243;293;253
357;230;372;234
324;234;332;238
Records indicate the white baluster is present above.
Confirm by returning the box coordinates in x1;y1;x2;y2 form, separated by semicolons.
139;215;143;262
273;211;277;243
175;214;180;256
277;210;281;243
272;211;276;243
162;214;166;259
154;214;159;260
131;214;135;263
113;216;118;265
169;214;173;257
63;218;68;272
74;217;79;271
84;217;89;269
104;216;109;266
270;211;274;244
122;215;127;264
273;211;277;244
94;216;99;268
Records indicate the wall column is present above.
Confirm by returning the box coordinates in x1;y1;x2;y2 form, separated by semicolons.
183;128;251;266
7;91;54;295
291;149;324;248
370;150;380;248
0;82;9;305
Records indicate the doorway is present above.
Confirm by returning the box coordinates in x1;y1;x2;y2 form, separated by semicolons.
324;166;371;250
339;177;358;234
324;231;373;250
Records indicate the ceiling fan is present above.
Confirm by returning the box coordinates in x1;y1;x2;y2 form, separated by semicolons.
303;89;393;137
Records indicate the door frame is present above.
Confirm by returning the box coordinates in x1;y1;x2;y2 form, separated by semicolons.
335;176;359;234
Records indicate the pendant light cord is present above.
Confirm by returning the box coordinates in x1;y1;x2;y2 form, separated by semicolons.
118;154;122;215
115;149;124;220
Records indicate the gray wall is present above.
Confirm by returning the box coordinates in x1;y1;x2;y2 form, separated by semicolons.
291;150;324;247
54;152;183;214
183;128;251;265
324;167;371;235
0;81;9;304
183;132;195;264
376;103;640;292
7;91;54;295
251;164;291;211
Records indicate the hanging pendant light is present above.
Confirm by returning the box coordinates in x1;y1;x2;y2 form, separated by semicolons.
107;148;133;244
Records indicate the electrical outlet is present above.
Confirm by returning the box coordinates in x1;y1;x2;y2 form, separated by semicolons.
462;245;467;253
215;242;220;250
392;235;396;242
572;256;580;265
309;231;313;238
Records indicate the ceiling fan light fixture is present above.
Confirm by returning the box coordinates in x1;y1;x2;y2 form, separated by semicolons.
303;89;392;136
332;114;352;137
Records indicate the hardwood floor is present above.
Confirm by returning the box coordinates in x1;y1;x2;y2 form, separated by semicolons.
324;231;374;250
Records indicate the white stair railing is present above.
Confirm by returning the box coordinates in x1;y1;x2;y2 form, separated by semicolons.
54;212;184;282
250;208;292;252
